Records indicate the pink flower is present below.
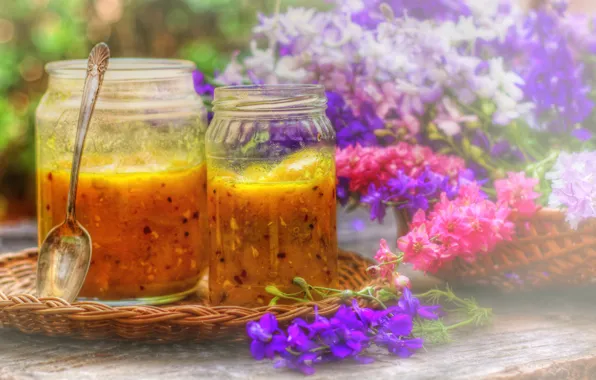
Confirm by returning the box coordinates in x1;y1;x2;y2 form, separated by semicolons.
433;98;478;137
495;172;540;218
374;239;398;280
457;182;485;205
430;203;472;251
400;185;519;272
397;225;441;273
410;209;427;229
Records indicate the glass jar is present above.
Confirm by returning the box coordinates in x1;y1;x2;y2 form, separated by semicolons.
206;85;338;306
36;59;208;305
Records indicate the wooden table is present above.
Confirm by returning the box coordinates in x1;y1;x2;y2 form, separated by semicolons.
1;210;595;380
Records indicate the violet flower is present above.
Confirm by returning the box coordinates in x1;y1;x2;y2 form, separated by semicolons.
247;314;289;360
247;292;438;375
361;184;388;222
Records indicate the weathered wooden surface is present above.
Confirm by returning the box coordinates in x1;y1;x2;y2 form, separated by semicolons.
0;210;595;380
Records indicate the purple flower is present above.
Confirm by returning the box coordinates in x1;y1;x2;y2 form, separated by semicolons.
398;288;441;320
471;130;491;152
336;177;351;206
375;334;424;358
490;140;526;162
341;0;471;29
192;70;215;97
247;292;442;374
521;10;594;134
247;314;288;360
571;128;593;142
361;184;388;222
386;168;455;214
327;91;383;148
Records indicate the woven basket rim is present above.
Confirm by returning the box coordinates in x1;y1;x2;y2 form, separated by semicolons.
0;248;375;341
435;208;596;291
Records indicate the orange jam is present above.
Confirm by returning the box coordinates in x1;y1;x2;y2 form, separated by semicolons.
37;161;208;300
208;150;338;306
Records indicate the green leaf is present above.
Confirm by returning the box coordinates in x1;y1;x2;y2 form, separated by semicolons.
426;122;444;141
374;129;395;137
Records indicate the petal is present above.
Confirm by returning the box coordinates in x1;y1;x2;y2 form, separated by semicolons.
330;343;353;358
260;313;278;333
418;305;441;320
387;314;413;336
250;340;266;360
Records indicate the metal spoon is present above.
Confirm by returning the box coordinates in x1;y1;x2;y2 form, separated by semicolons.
36;43;110;302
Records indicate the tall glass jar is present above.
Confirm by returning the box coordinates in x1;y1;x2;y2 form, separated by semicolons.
206;85;337;306
36;59;208;305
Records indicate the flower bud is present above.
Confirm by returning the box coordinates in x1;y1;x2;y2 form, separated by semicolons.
393;273;411;289
366;265;381;278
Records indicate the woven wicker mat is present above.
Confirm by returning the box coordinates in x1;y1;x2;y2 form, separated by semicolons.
0;249;374;343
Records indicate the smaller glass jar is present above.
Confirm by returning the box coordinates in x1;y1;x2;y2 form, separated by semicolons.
36;59;208;305
206;85;338;306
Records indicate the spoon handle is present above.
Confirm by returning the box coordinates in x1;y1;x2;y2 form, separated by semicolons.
65;43;110;223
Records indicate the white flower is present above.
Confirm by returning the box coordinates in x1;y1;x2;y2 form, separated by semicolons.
546;151;596;229
274;55;309;83
254;7;321;45
215;52;244;85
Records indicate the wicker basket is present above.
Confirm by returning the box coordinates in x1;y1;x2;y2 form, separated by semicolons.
0;249;375;342
436;209;596;291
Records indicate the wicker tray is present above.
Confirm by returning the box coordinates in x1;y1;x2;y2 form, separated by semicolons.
0;248;373;343
437;209;596;291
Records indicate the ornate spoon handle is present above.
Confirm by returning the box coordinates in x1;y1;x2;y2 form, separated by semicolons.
65;43;110;223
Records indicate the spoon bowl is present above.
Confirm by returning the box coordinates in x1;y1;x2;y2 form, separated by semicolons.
37;221;91;300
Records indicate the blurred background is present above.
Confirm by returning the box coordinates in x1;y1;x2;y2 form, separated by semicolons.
0;0;327;224
0;0;594;226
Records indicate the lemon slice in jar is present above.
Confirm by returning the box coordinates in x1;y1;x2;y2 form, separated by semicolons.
268;149;324;182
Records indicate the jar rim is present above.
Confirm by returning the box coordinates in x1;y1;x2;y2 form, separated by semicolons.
213;84;326;113
46;58;196;80
215;84;324;93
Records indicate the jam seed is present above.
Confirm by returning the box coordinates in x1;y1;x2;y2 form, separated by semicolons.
167;197;172;203
241;270;247;278
277;252;286;259
308;223;314;229
143;226;152;234
312;186;319;191
234;275;243;284
140;286;145;291
192;211;199;219
316;254;322;260
219;258;225;263
182;217;188;224
45;204;50;211
184;231;189;237
47;173;53;181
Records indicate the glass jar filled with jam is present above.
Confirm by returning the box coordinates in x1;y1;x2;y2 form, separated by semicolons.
36;59;208;304
206;85;337;306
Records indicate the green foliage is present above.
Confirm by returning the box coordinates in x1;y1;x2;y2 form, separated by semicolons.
414;286;493;345
0;0;328;207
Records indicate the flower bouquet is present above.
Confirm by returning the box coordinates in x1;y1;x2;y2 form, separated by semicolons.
203;0;596;292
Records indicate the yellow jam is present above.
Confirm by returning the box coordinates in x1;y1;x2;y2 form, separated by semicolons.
208;149;338;306
37;160;208;300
